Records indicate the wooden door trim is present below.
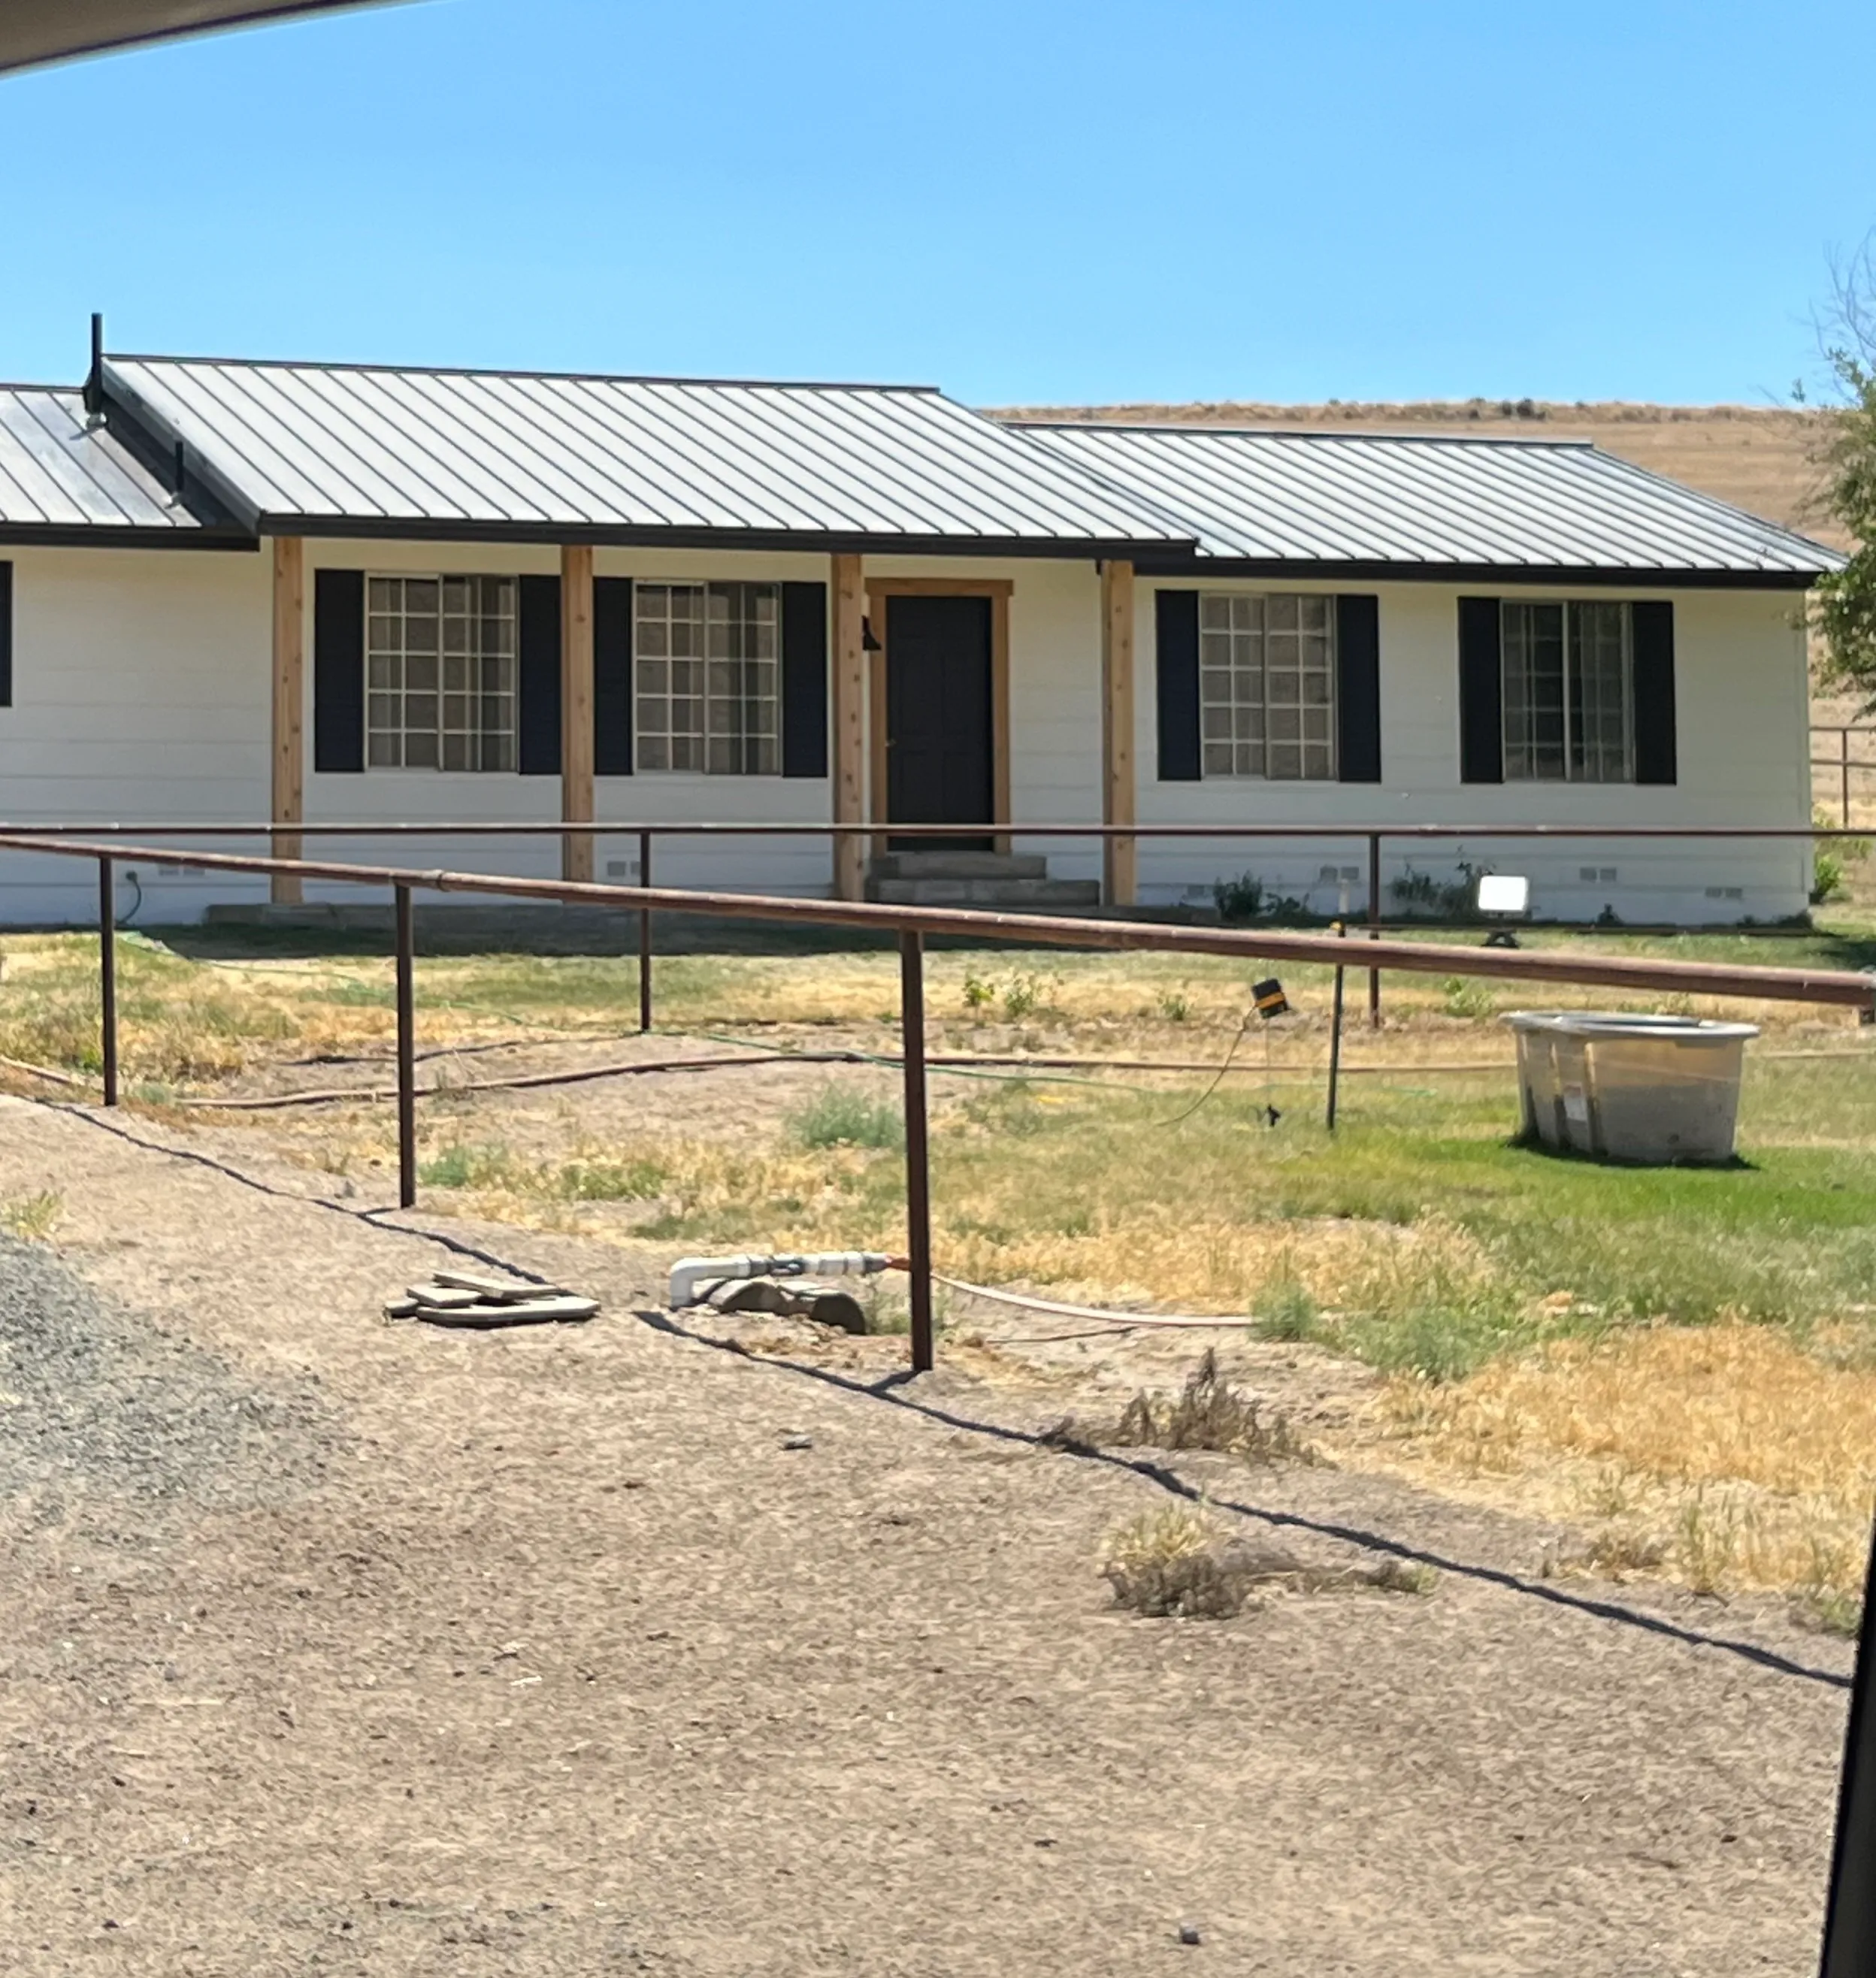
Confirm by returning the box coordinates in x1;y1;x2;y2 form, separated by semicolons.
866;580;1012;857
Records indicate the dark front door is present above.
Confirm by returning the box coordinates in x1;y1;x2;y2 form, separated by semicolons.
885;594;994;851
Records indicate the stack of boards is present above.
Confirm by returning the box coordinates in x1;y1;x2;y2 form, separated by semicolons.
386;1269;600;1329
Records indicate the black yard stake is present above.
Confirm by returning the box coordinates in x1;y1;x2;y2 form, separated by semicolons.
98;855;117;1108
395;884;416;1211
899;930;935;1374
638;828;653;1033
1326;921;1347;1132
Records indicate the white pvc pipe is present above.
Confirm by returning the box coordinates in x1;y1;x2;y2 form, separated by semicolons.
667;1251;894;1309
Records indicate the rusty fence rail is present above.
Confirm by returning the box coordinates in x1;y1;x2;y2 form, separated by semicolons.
0;814;1860;1035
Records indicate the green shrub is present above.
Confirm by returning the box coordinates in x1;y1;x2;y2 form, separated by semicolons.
789;1084;903;1151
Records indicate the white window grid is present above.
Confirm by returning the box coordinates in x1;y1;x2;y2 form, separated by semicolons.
366;574;516;771
1198;592;1336;780
1502;600;1632;783
634;580;780;775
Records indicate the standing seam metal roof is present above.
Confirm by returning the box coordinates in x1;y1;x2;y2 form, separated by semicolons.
101;356;1195;547
0;387;207;534
1017;420;1841;575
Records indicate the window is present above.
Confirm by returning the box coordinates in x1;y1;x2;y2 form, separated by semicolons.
634;581;779;774
1502;600;1632;782
1199;593;1336;779
367;575;516;770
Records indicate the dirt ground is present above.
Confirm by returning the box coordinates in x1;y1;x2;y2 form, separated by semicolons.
0;1089;1857;1976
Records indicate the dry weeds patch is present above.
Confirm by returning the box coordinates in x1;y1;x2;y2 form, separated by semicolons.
1375;1323;1876;1613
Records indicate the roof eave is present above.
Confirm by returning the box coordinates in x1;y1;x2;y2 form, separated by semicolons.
0;522;257;550
1134;555;1829;591
249;513;1197;561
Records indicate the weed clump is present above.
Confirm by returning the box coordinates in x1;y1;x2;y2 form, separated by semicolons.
0;1190;62;1242
1106;1350;1315;1463
1101;1505;1255;1617
788;1084;903;1151
1100;1504;1436;1618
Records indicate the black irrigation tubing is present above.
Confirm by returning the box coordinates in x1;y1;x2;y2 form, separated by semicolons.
635;1305;1855;1694
50;1103;554;1284
24;1093;1856;1692
12;1039;1876;1115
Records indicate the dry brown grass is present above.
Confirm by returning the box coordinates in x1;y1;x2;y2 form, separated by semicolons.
1374;1323;1876;1608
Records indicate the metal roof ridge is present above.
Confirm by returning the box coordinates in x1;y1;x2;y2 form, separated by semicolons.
109;352;946;395
1004;416;1599;451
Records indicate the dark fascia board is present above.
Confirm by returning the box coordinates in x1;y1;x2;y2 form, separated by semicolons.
256;513;1193;561
1135;557;1824;591
0;523;256;550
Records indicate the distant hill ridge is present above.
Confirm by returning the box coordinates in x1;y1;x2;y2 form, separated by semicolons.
994;399;1841;550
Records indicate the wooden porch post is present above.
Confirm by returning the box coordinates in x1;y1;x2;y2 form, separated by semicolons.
1101;558;1136;907
561;543;595;884
831;552;867;901
271;535;304;906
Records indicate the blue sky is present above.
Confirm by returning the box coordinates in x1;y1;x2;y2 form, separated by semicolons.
2;0;1872;405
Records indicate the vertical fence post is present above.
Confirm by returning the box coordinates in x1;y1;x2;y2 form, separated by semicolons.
98;855;118;1108
395;884;416;1211
1366;830;1382;1029
638;830;653;1034
899;930;935;1375
1818;1508;1876;1976
1845;730;1854;830
1326;921;1346;1132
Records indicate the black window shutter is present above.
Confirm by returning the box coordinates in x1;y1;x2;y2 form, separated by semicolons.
1335;594;1381;782
594;576;633;777
1155;589;1201;781
518;574;561;776
1631;600;1677;785
780;580;829;778
1457;597;1503;784
0;560;12;707
313;569;365;773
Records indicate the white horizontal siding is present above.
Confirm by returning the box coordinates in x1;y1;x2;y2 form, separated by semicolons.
0;540;1814;927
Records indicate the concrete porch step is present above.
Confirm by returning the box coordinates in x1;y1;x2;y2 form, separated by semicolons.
866;876;1103;909
868;850;1047;881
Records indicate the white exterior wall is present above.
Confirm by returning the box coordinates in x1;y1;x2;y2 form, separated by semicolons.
0;539;1814;927
1128;578;1813;924
0;544;274;924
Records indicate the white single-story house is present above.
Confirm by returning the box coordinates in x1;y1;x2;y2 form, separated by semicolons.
0;330;1840;926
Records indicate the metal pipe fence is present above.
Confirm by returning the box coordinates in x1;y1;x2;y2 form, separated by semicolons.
0;814;1856;1036
1;823;1870;1370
